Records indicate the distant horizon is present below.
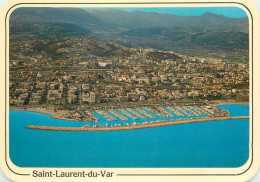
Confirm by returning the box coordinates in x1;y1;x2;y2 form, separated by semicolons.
84;7;248;18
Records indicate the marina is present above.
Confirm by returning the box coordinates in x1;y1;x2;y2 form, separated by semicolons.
83;110;99;121
96;110;117;121
135;108;156;118
157;107;173;117
125;108;147;119
53;104;232;126
166;107;185;116
201;106;215;115
182;106;199;116
175;106;193;116
192;106;206;115
117;109;139;120
144;107;164;117
108;109;128;121
17;104;239;132
24;104;235;131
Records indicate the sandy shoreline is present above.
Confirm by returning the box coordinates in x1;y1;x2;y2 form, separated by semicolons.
26;116;249;132
9;107;94;122
10;106;57;116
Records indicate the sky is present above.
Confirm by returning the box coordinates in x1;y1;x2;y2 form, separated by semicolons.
85;7;248;18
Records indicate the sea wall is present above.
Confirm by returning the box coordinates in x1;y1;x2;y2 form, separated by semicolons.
26;116;249;132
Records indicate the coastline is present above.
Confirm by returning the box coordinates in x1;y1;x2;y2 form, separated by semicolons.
10;106;57;116
26;115;249;132
9;107;95;122
209;101;249;107
10;102;249;122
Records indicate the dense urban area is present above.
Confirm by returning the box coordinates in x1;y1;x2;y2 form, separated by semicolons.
9;8;249;122
9;35;249;118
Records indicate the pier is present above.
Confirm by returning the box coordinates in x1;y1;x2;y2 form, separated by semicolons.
118;109;139;120
135;108;156;118
144;107;164;117
83;110;99;122
54;109;99;122
96;110;117;121
183;106;199;116
166;107;184;116
125;108;147;119
156;107;173;117
108;109;128;120
175;106;193;116
200;106;215;116
191;106;205;115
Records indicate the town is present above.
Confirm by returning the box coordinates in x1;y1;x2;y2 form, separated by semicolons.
9;35;249;121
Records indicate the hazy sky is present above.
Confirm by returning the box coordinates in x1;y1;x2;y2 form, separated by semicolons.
85;7;248;18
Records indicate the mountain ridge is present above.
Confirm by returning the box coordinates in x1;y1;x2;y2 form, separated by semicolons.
85;8;248;31
9;7;249;61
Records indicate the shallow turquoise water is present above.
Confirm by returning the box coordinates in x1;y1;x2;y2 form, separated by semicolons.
9;105;249;168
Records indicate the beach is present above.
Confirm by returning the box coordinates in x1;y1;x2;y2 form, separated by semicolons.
10;106;57;116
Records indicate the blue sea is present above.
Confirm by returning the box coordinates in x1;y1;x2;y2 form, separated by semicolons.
9;105;249;168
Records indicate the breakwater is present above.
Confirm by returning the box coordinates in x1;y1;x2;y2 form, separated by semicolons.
26;116;249;132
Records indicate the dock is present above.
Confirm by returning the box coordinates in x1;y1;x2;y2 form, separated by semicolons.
175;106;193;116
183;106;199;116
136;108;156;118
126;108;147;119
157;107;173;117
166;107;184;116
200;106;214;116
96;110;117;121
108;109;128;120
191;106;205;115
118;109;139;120
83;110;99;122
145;107;164;117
